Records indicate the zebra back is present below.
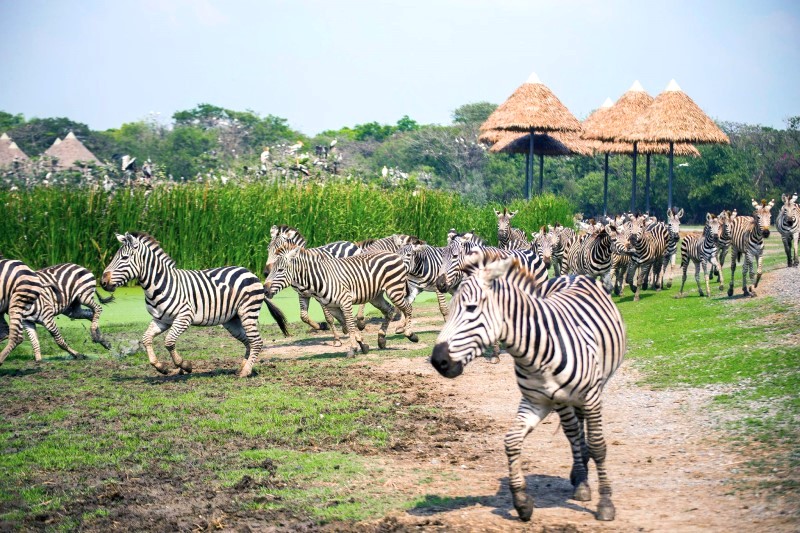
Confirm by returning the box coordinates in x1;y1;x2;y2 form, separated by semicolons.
359;234;423;254
27;263;98;320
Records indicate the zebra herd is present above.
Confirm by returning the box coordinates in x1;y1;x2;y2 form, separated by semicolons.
0;192;797;524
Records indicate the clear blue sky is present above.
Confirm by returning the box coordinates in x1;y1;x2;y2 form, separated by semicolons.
1;0;798;134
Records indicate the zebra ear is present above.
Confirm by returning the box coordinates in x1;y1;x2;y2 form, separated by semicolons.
706;213;713;223
768;199;775;209
270;225;279;239
284;246;300;261
677;208;684;218
479;257;515;286
494;209;502;217
115;233;126;244
509;210;517;218
783;194;790;204
751;199;759;208
286;229;298;239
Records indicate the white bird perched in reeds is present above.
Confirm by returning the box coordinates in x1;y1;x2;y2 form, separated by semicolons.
260;147;270;165
330;139;338;148
381;166;388;178
288;141;303;154
121;155;136;172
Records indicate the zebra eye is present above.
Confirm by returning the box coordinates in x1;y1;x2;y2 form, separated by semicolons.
465;304;478;313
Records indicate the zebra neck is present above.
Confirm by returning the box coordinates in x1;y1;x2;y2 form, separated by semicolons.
137;255;176;297
491;282;545;363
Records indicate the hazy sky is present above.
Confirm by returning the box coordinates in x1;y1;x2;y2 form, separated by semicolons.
1;0;798;134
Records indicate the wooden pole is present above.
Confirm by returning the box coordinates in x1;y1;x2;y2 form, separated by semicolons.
631;141;638;213
645;153;651;215
538;154;544;194
668;142;674;209
526;130;534;200
603;152;609;217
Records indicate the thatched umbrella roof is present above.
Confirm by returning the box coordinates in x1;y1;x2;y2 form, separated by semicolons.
590;139;700;157
480;72;582;133
490;131;594;156
0;133;29;166
43;131;99;169
623;80;730;144
583;81;654;142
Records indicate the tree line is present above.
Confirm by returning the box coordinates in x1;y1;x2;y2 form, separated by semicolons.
1;104;797;223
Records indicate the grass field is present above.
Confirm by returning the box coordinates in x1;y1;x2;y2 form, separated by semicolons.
0;235;797;529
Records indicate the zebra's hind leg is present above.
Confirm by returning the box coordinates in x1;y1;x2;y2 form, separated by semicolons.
76;295;112;350
727;252;740;297
142;320;171;374
0;314;9;343
557;405;591;501
368;293;395;350
505;398;552;522
702;260;712;298
321;305;343;347
163;315;194;374
386;286;418;343
694;260;704;297
237;315;264;378
676;259;689;298
298;295;325;331
222;317;250;371
39;315;84;359
23;321;43;362
339;300;365;357
584;403;615;521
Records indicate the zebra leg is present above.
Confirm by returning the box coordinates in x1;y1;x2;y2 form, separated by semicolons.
222;317;250;371
237;315;264;378
633;265;645;302
702;260;712;298
0;308;27;365
794;234;800;267
0;314;8;342
712;255;724;288
40;315;84;359
79;295;112;350
727;252;739;297
783;236;793;268
388;293;417;343
142;320;171;374
23;321;43;362
584;403;615;521
626;264;638;298
435;290;449;319
340;300;366;357
321;305;343;347
505;398;552;522
355;304;367;331
752;253;764;294
556;405;591;501
666;254;676;289
298;295;324;331
600;271;613;294
677;258;689;298
368;294;395;350
694;260;704;297
163;315;193;373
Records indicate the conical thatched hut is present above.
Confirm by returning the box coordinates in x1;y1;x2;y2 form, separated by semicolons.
623;80;729;208
480;72;582;198
43;131;99;170
0;133;30;167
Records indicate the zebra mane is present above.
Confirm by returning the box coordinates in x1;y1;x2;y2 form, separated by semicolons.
128;232;177;268
357;238;376;248
461;249;539;293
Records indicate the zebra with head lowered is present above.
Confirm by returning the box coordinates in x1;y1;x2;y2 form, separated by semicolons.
265;224;360;336
102;232;289;377
776;193;799;268
21;263;114;362
431;251;626;523
677;213;724;298
727;199;775;297
263;244;417;358
495;208;528;249
0;259;42;365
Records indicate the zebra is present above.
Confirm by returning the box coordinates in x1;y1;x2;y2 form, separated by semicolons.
495;208;527;249
0;259;42;365
727;199;775;297
264;224;360;336
712;209;735;286
21;263;114;362
430;252;626;523
263;244;417;358
101;232;289;377
397;243;450;318
656;208;683;289
550;223;578;277
776;193;799;268
676;213;723;298
447;229;487;245
625;215;670;301
608;220;634;297
565;224;614;293
530;227;558;270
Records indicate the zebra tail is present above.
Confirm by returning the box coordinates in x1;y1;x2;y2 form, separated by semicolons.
95;289;116;304
264;298;290;337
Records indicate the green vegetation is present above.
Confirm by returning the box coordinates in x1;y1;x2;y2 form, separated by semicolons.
0;183;574;274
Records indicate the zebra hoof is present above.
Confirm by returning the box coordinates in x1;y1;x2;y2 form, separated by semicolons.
488;355;500;364
73;353;87;360
748;289;757;297
153;362;171;375
97;339;111;350
407;333;419;343
318;322;329;331
356;320;366;331
727;287;734;297
358;342;369;355
699;291;705;297
572;482;591;502
331;340;343;348
346;347;356;358
392;311;401;321
673;293;684;299
237;367;253;378
377;336;387;350
666;281;673;289
511;489;534;522
719;285;725;291
178;360;192;373
596;498;616;521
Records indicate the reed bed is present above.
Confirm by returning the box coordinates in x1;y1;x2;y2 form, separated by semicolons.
0;182;574;274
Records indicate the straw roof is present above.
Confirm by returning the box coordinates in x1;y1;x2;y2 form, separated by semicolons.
0;133;29;166
490;130;594;157
623;80;730;145
480;72;582;134
589;139;700;157
582;81;654;142
43;131;99;169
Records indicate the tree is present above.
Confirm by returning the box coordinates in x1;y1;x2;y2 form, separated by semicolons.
452;102;497;126
0;111;25;133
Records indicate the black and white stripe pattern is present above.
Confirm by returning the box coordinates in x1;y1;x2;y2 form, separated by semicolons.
565;225;614;293
431;253;626;523
727;199;774;297
625;216;671;301
550;223;578;277
657;208;683;289
263;244;417;357
102;232;288;377
776;193;799;268
21;263;114;361
495;208;527;250
265;224;360;333
677;214;723;298
530;228;557;270
0;259;42;365
397;244;450;318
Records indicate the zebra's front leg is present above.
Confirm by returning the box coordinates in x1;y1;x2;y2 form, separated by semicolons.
298;295;324;331
163;314;193;374
321;305;343;347
435;290;449;319
40;315;84;359
556;405;591;501
702;260;713;297
783;237;793;268
584;403;615;521
81;298;111;350
712;256;724;288
355;303;367;331
142;320;171;374
753;253;764;291
387;287;418;343
340;300;365;357
505;398;552;522
666;255;676;289
23;321;44;362
727;252;739;297
369;294;395;350
237;315;263;378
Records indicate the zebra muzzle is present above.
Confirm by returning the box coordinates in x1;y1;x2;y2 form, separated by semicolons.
431;342;463;378
100;272;116;292
435;275;449;293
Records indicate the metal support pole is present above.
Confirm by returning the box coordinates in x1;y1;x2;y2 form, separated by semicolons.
668;142;674;210
645;153;651;215
538;154;544;194
526;130;534;200
631;141;638;213
603;152;609;217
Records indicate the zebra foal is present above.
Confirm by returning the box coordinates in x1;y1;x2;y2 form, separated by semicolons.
431;252;626;523
102;232;289;377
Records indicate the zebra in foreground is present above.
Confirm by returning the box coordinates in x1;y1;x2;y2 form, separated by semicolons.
21;263;114;362
0;259;42;365
776;193;799;267
265;224;360;335
727;200;775;297
431;252;626;523
495;208;528;249
263;244;417;358
102;232;289;377
677;213;723;298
